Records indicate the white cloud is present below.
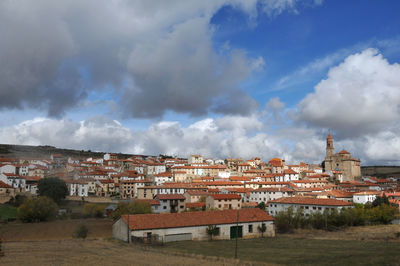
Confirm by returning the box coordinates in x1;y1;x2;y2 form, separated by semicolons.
297;48;400;138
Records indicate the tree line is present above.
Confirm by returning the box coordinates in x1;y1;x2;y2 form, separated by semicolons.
275;196;398;233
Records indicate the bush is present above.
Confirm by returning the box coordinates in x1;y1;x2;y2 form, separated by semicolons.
17;196;58;222
74;223;89;239
83;203;105;218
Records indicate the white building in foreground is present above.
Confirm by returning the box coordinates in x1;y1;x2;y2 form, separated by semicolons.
112;209;275;243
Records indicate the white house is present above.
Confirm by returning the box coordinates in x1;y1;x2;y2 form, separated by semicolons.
153;172;174;186
0;173;26;191
0;164;16;174
249;187;294;205
353;191;381;204
66;179;89;197
267;197;353;216
146;163;166;175
112;208;275;243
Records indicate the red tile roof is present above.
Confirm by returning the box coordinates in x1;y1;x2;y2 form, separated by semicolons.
185;190;209;196
121;208;274;230
156;194;185;200
268;196;353;206
338;149;350;154
209;193;241;200
0;180;12;188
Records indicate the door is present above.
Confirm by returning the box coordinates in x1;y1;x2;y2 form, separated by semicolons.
230;226;243;239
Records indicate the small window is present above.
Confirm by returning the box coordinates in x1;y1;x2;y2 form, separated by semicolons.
248;224;253;233
163;206;167;209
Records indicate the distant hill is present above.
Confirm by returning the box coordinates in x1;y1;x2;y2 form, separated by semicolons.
0;144;137;160
361;166;400;179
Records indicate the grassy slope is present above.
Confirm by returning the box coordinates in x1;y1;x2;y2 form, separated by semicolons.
0;204;17;219
160;236;400;265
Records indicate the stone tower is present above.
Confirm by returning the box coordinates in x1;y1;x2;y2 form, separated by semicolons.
326;134;334;157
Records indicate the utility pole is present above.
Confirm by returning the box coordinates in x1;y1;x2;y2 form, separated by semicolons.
127;214;130;243
235;209;239;259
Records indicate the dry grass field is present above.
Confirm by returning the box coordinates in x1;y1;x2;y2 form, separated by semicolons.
1;239;247;266
0;218;113;241
283;224;400;241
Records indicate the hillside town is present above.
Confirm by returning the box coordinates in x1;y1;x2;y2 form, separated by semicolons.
1;135;400;242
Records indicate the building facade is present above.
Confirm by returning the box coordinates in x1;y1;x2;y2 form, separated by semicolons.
324;134;361;181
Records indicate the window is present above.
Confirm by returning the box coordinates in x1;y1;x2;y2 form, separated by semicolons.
248;224;253;233
163;206;167;209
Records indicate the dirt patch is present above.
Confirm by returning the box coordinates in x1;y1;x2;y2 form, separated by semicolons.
1;239;254;266
0;218;112;241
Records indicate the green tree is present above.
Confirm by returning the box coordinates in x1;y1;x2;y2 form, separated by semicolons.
372;195;390;207
38;177;68;204
112;201;152;220
258;223;267;237
17;196;58;222
206;225;219;241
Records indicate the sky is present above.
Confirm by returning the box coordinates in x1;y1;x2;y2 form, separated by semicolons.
1;0;400;165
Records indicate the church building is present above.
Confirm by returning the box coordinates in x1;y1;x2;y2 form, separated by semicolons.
323;134;361;182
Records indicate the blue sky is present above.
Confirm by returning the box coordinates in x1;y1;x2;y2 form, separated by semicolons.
0;0;400;165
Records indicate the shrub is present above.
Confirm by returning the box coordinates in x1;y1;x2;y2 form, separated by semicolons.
8;194;28;207
74;223;89;239
112;201;152;220
83;203;105;218
17;196;58;222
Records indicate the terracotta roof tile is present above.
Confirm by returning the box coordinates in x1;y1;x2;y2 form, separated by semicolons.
122;208;273;230
209;193;241;200
156;194;186;200
268;196;353;206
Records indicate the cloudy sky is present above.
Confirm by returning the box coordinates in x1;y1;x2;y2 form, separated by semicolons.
1;0;400;165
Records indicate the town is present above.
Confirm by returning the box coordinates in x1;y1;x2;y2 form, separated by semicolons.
1;135;399;245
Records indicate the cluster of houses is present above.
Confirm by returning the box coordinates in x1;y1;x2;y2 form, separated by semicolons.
1;144;400;243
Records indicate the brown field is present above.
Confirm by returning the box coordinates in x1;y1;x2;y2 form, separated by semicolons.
0;218;113;241
1;239;247;266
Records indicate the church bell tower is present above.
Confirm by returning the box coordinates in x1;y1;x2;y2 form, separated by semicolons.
326;134;334;158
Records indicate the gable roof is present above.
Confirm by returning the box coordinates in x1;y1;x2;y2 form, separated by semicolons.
268;196;353;206
209;193;241;200
121;208;273;230
155;194;185;200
